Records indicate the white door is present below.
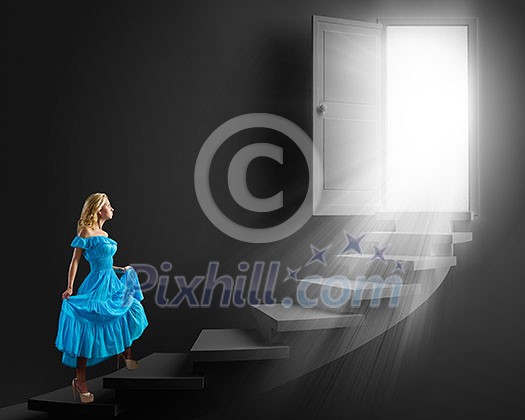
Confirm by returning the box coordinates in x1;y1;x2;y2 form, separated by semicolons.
312;15;383;215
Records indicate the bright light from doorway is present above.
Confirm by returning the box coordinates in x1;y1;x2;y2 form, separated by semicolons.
385;26;469;211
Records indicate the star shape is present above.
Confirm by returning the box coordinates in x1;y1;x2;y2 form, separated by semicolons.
393;260;406;273
341;232;365;255
305;244;332;266
371;245;388;263
284;267;300;282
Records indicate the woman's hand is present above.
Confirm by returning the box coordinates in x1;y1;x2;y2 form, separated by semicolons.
62;287;73;300
124;265;133;271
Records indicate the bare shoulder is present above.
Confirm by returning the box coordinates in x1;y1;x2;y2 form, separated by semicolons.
78;227;108;238
78;227;92;238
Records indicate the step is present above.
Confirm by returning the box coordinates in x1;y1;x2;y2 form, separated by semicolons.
297;276;421;302
375;211;474;232
362;231;472;244
308;214;396;231
103;352;204;390
453;219;475;232
190;328;289;362
334;254;457;271
358;231;473;256
27;376;124;418
375;211;474;220
250;304;364;333
0;402;49;419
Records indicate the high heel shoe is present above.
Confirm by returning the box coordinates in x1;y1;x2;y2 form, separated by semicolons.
71;377;94;403
116;352;139;370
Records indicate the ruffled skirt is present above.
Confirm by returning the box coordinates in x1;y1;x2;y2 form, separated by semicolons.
55;268;148;368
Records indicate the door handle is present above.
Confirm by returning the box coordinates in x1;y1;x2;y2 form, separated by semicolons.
317;102;328;115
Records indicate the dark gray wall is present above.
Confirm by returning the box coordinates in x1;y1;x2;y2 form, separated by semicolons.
6;0;525;418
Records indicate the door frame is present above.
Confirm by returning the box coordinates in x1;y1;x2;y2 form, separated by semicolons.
312;15;479;217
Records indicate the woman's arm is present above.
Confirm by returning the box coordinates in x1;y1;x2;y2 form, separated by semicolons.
113;265;133;271
62;248;83;300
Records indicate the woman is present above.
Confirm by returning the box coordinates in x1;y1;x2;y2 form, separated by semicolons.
55;193;149;403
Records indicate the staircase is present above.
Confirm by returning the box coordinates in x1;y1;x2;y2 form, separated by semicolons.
26;212;474;419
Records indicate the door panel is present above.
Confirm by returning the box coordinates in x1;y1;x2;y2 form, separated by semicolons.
324;31;378;104
313;16;383;215
324;119;378;190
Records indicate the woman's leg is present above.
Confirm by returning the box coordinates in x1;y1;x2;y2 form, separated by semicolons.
123;346;133;359
74;357;90;393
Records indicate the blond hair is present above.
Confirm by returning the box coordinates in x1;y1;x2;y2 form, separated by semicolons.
77;193;109;233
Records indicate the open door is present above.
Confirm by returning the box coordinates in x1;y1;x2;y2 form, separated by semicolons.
313;15;478;217
312;15;383;215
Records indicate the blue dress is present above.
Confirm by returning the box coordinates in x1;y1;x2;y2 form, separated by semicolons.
55;235;149;368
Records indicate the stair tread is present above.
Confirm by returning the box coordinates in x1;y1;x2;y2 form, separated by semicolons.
190;328;289;361
250;304;364;331
251;304;362;321
361;231;472;243
374;211;475;233
0;401;49;419
337;253;454;260
103;352;204;390
375;211;474;220
27;376;124;417
298;276;416;288
335;253;456;270
297;277;421;299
